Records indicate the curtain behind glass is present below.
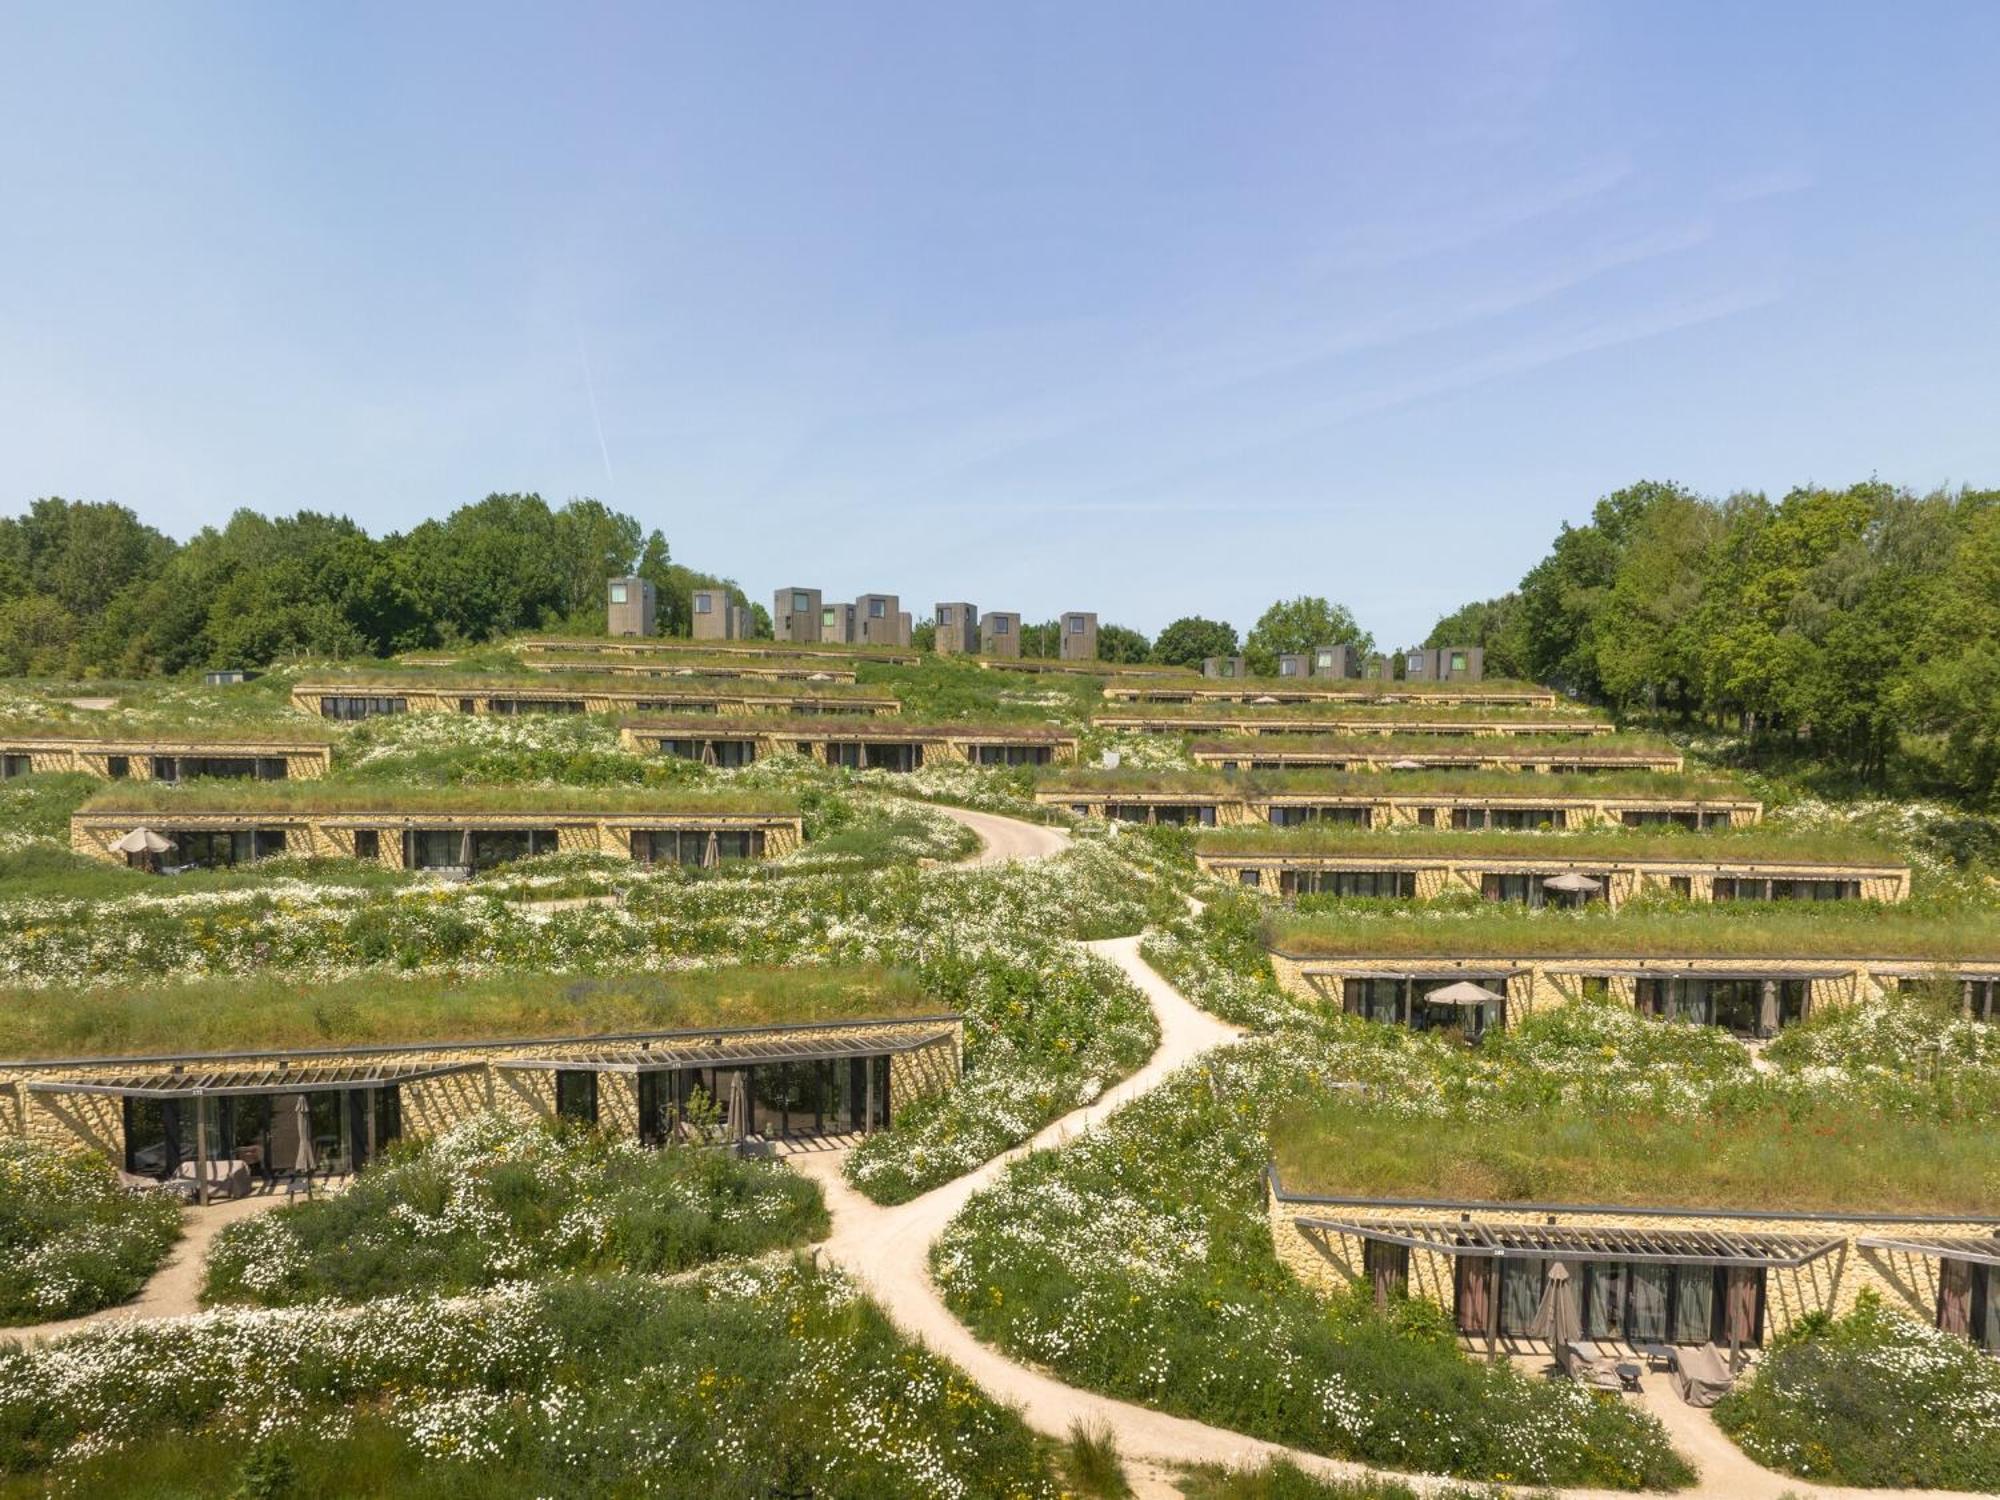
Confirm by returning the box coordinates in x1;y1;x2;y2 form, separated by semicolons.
1628;1264;1670;1343
1500;1261;1544;1336
1672;1266;1716;1344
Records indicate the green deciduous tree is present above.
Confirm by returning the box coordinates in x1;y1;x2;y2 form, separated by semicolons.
1150;616;1238;668
1242;597;1371;677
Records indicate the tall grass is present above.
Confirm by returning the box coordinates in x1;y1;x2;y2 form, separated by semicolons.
0;964;932;1059
1271;1097;2000;1214
1266;904;2000;958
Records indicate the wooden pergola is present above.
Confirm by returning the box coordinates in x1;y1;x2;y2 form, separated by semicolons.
30;1060;481;1205
1296;1215;1845;1270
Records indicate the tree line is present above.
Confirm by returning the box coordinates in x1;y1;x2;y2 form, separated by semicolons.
1424;480;1999;800
0;494;757;677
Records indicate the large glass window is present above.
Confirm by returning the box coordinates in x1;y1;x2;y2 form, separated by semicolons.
657;737;755;767
555;1070;598;1125
1714;877;1862;902
971;743;1053;766
488;698;584;715
321;695;407;720
1268;805;1368;827
1286;870;1415;898
164;828;288;868
1636;978;1808;1035
405;828;558;871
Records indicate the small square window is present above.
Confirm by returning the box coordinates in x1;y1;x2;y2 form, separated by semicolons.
1451;652;1467;670
869;599;886;618
793;592;810;611
353;829;380;860
1069;617;1084;634
610;584;628;604
993;617;1010;634
694;594;712;613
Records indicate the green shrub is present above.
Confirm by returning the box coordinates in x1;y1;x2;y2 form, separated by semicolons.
1714;1291;2000;1488
0;1139;182;1324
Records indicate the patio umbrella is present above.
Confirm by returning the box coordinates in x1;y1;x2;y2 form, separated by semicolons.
1543;873;1603;894
110;828;175;855
703;830;721;869
289;1095;318;1176
1386;758;1427;771
1251;695;1280;705
1425;980;1505;1008
1529;1260;1581;1349
724;1071;749;1141
807;672;833;682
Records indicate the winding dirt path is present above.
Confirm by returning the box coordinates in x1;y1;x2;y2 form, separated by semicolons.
3;1190;289;1345
798;808;1968;1500
934;802;1072;864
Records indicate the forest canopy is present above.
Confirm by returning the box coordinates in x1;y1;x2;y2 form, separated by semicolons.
0;493;753;677
1425;481;2000;799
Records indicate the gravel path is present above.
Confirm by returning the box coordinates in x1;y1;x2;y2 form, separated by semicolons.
4;1189;289;1345
934;802;1072;864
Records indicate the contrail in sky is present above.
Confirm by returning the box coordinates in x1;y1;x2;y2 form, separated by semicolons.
577;333;615;488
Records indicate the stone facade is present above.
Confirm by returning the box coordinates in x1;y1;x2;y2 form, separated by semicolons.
1100;684;1557;707
71;808;804;866
1268;1181;2000;1344
1200;852;1909;906
1267;949;1994;1026
1;737;331;781
1097;714;1613;738
1186;743;1684;773
520;658;859;683
3;1017;964;1160
290;682;900;717
622;722;1078;768
1037;787;1758;829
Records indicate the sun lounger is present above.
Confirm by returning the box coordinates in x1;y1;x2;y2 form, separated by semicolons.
1561;1339;1627;1391
1671;1343;1736;1407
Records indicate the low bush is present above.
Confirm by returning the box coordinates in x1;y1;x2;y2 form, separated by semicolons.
203;1114;825;1306
1714;1292;2000;1489
0;1139;182;1325
0;1264;1064;1496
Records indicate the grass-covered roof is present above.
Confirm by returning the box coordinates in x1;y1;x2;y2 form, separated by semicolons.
1187;732;1681;760
1095;702;1611;726
0;720;333;746
1266;905;2000;960
1115;675;1557;698
76;782;800;817
1038;765;1738;797
0;965;935;1061
1271;1096;2000;1217
295;667;895;699
623;715;1073;740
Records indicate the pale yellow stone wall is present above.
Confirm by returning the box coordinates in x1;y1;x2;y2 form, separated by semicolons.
1194;856;1907;907
70;813;804;866
4;1021;963;1155
4;741;331;781
1270;951;1965;1024
1268;1192;1995;1339
291;685;900;718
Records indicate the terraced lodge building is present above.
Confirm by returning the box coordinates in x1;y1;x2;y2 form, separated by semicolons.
1187;736;1685;774
1099;681;1558;708
291;676;900;719
1197;831;1910;909
0;972;962;1200
71;787;804;872
1093;709;1613;738
621;717;1079;770
1;731;332;782
1034;770;1741;828
1264;915;2000;1040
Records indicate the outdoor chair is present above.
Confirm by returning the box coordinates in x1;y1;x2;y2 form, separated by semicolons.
1670;1343;1736;1407
1561;1339;1627;1391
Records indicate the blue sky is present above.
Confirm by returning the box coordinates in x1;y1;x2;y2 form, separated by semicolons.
3;3;1997;646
